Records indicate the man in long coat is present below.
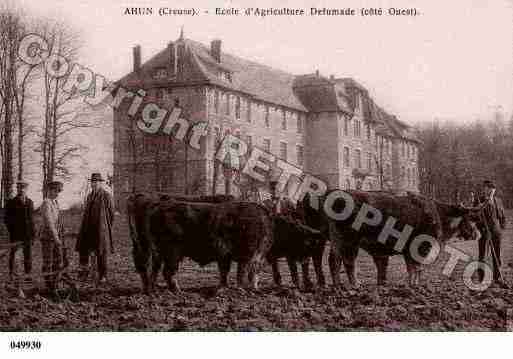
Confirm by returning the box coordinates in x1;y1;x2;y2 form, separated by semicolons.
76;173;115;284
5;181;36;281
475;180;507;287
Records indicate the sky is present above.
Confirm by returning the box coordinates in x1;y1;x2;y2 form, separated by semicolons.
4;0;513;206
15;0;513;124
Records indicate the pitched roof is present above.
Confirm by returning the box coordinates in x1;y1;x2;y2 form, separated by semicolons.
118;37;419;142
118;38;307;111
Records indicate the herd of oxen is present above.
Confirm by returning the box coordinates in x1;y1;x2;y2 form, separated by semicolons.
126;190;486;294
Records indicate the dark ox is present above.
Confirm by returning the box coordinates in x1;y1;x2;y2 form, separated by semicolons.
261;198;328;289
127;193;234;293
127;194;273;293
267;215;326;289
303;190;480;288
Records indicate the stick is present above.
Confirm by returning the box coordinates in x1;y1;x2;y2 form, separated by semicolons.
487;232;508;287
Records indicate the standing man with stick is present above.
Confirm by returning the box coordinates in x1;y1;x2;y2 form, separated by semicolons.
40;181;67;297
76;173;115;285
476;180;507;287
5;181;36;283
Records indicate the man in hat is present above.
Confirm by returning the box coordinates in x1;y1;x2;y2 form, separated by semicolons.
4;181;36;282
76;173;115;284
475;180;507;286
40;181;66;295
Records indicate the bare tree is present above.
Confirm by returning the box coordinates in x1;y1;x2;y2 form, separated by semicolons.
33;19;92;196
0;6;21;204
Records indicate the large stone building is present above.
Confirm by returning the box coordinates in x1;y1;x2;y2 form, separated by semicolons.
113;33;420;209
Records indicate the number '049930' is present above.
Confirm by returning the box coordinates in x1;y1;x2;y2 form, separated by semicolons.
9;341;42;350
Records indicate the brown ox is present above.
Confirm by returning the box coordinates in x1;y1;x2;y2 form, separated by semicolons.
302;190;481;288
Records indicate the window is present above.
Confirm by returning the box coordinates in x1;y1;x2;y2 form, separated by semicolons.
281;110;287;130
401;166;405;181
386;163;391;178
354;119;361;137
297;145;304;166
345;179;351;190
366;124;371;140
343;147;350;167
407;143;410;158
214;90;219;114
355;149;362;168
143;136;152;154
344;117;349;136
154;68;167;79
246;135;252;148
263;139;271;153
214;127;221;147
367;152;372;171
401;142;405;156
264;106;270;128
156;89;164;101
235;96;241;119
407;168;411;186
279;142;287;161
297;114;303;133
225;93;230;115
247;101;251;122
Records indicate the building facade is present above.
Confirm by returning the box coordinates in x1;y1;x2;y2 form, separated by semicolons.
113;34;420;209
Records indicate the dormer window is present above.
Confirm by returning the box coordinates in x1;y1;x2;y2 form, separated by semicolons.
218;71;232;83
154;68;167;79
354;93;360;112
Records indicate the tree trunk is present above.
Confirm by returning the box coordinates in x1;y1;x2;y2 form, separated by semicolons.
2;95;13;203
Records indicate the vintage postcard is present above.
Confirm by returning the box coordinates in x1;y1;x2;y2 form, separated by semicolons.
0;0;512;355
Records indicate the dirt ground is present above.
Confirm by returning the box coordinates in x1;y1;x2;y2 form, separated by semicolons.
1;211;513;331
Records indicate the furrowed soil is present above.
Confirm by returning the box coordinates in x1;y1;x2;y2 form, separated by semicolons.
1;210;513;331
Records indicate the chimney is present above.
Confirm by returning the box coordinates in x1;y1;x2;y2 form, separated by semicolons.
211;39;222;63
329;74;335;81
315;69;319;77
133;45;141;72
167;42;176;76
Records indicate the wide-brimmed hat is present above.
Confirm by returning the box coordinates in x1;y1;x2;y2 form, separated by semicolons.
16;181;28;188
89;173;105;182
47;181;63;192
